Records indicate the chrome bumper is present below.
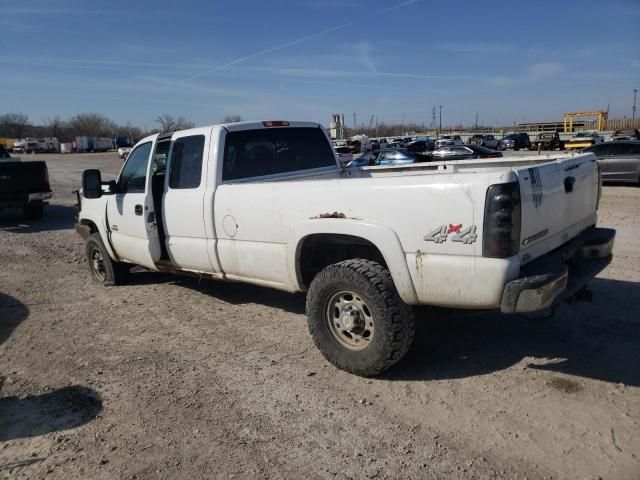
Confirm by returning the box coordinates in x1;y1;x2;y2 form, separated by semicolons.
501;227;615;313
28;192;52;202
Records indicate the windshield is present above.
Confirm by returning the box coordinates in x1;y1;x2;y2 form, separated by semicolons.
222;127;336;181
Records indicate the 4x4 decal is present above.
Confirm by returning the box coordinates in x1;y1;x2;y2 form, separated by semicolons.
424;224;478;244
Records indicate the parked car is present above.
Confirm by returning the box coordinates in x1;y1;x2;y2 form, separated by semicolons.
0;145;52;219
564;131;604;150
13;138;40;154
582;141;640;184
369;140;380;150
118;147;132;159
611;129;640;142
531;132;564;151
390;138;406;148
434;135;463;149
406;139;434;154
347;148;421;168
498;133;531;151
432;145;503;161
467;134;499;149
76;120;614;376
334;146;353;166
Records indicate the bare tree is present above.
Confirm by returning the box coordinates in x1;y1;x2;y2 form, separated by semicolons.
68;113;117;137
115;122;142;140
222;114;242;123
0;113;30;138
44;115;67;139
155;114;195;134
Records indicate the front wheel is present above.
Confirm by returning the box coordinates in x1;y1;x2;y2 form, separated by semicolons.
85;233;130;286
306;259;415;376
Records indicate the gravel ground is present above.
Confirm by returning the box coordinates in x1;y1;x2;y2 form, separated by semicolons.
1;152;639;480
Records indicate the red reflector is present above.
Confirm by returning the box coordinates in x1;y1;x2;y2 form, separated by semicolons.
262;120;289;127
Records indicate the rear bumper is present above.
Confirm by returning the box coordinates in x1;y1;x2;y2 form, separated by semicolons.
501;227;615;313
0;191;51;207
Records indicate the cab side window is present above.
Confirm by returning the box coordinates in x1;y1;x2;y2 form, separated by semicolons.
118;142;152;193
609;143;634;156
169;135;205;189
585;144;612;157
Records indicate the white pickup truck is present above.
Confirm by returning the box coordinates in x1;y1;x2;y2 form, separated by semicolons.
75;120;615;376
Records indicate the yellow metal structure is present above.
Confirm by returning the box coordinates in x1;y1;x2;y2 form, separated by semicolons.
562;111;608;132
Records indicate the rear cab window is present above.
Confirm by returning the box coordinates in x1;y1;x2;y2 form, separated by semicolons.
222;127;335;181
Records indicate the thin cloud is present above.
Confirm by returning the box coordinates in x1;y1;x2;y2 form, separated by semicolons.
182;0;422;81
0;55;210;72
438;42;520;54
183;23;350;81
380;0;421;13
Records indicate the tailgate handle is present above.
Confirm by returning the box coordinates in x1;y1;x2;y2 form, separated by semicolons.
134;204;143;215
564;176;575;193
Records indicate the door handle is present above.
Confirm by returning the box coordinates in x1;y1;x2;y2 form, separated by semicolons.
134;204;143;215
564;176;575;193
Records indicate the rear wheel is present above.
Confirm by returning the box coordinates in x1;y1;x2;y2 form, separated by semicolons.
306;259;415;376
85;233;130;286
23;204;44;220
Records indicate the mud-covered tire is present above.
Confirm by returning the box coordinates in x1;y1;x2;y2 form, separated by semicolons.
85;233;130;286
23;204;44;220
306;259;415;376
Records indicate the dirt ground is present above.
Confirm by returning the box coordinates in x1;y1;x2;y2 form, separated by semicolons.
1;152;639;480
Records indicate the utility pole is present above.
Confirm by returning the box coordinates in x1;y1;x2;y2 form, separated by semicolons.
353;112;357;130
432;106;436;129
633;89;638;121
439;105;443;134
475;112;478;130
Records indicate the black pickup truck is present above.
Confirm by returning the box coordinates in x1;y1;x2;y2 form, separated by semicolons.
0;145;52;219
531;132;564;151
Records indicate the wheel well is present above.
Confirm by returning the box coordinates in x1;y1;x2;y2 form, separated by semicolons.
80;219;99;233
298;234;387;288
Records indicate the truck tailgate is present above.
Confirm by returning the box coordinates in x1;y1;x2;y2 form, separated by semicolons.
0;161;50;197
515;153;599;262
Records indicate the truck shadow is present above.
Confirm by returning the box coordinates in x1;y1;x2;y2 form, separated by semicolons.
0;292;102;441
173;277;307;315
0;292;29;346
0;204;76;233
0;383;102;441
386;278;640;386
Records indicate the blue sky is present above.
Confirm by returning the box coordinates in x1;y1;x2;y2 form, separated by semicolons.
1;0;639;130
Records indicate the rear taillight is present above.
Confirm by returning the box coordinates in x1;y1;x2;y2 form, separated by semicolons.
483;182;521;258
596;163;602;210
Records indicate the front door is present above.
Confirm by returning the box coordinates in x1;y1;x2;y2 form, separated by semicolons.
106;140;161;269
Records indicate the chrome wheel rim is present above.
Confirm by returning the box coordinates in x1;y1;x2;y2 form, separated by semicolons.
325;291;374;351
90;247;107;281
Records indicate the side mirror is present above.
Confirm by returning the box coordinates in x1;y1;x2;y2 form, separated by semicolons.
82;169;102;199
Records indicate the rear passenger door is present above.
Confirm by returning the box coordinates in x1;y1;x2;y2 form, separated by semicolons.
162;128;216;272
585;144;613;175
